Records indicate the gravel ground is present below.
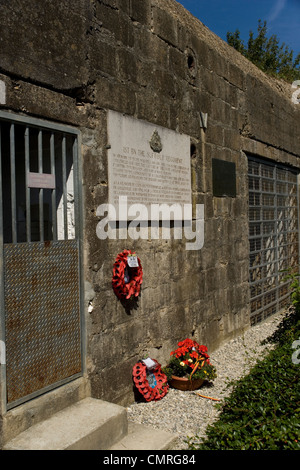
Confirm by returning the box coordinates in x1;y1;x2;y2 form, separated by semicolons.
127;309;288;449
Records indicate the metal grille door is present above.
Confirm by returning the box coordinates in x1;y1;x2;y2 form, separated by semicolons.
248;157;299;325
0;111;83;409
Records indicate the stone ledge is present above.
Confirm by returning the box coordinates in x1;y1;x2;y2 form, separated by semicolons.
3;397;127;450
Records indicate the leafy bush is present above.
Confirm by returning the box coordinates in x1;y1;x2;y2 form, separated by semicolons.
187;309;300;450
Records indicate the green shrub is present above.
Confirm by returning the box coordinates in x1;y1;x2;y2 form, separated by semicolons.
187;311;300;450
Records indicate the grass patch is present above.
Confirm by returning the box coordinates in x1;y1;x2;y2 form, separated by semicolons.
187;309;300;450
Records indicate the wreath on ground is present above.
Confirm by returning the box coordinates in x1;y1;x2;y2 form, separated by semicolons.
112;249;143;300
132;359;169;402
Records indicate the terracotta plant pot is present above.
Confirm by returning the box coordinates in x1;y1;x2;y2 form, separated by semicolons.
170;375;204;391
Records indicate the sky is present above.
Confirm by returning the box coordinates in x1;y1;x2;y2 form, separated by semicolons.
177;0;300;56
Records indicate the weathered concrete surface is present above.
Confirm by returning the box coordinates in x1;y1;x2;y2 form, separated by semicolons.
0;0;91;90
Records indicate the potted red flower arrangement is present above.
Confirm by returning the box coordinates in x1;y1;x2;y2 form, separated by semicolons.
162;338;217;391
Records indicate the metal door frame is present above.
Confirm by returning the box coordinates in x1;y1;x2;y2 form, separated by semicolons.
0;110;85;412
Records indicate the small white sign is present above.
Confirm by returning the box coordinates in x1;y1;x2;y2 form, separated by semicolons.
127;255;139;268
142;357;157;370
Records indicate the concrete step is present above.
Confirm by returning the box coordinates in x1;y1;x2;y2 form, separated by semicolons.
110;421;178;450
3;397;128;450
3;397;178;451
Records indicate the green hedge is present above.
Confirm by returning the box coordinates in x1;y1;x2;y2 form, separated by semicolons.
187;310;300;450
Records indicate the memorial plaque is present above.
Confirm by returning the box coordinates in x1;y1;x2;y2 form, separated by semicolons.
107;111;191;220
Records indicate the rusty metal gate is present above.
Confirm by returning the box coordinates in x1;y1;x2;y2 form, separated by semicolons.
0;110;83;410
248;155;299;325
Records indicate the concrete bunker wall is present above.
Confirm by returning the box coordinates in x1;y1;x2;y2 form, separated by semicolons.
0;0;299;409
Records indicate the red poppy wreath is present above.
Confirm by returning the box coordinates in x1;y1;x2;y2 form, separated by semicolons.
112;249;143;300
132;360;169;402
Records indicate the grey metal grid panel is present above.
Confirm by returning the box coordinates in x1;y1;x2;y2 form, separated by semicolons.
248;158;299;326
4;240;81;406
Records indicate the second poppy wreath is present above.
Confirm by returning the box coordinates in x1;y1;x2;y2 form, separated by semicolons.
112;249;143;300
